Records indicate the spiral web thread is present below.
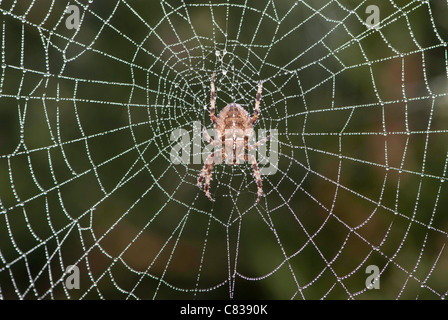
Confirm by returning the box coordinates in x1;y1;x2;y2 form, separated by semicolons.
0;0;447;300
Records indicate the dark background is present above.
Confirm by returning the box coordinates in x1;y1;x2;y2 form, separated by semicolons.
0;0;447;299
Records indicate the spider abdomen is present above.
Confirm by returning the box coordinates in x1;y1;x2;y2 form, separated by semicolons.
214;103;255;166
216;103;254;133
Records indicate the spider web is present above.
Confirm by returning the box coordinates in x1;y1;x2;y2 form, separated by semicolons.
0;0;447;300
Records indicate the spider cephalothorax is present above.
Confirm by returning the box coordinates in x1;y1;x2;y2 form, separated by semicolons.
197;72;269;203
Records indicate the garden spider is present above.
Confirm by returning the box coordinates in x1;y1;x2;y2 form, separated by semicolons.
197;72;269;203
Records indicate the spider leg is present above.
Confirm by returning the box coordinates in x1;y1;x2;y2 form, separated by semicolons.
202;127;220;146
241;153;263;203
251;80;262;124
246;135;270;150
210;72;217;124
197;150;221;202
203;164;214;202
197;153;213;188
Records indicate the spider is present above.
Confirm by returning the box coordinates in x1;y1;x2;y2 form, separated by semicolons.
197;72;269;203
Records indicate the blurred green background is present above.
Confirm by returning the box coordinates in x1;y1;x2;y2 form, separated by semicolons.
0;0;447;299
